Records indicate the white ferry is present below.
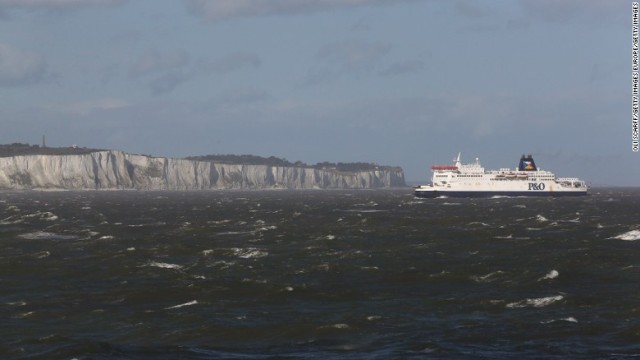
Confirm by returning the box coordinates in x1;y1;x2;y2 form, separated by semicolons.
414;153;587;198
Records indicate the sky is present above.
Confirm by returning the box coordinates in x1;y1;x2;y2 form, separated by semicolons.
0;0;636;186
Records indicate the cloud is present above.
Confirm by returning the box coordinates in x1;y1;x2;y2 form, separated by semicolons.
0;43;49;87
196;52;261;74
303;39;390;85
0;0;126;10
518;0;621;23
49;98;129;116
318;39;391;71
129;51;260;96
186;0;424;22
379;60;424;76
129;50;190;78
149;72;190;96
220;87;270;105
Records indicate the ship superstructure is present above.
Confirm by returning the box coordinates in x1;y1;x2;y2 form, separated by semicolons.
414;153;587;198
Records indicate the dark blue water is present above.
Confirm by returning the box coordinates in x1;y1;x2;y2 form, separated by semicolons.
1;189;640;359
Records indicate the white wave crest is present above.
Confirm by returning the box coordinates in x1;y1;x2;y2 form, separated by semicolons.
165;300;198;309
18;231;78;240
610;229;640;241
232;247;268;259
539;269;559;281
146;261;183;270
536;214;548;222
471;270;505;283
541;317;578;324
506;295;564;309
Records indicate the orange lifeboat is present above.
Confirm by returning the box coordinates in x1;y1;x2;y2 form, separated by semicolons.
431;165;458;171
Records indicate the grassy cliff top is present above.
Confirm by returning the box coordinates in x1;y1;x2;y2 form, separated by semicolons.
0;144;401;172
0;143;104;157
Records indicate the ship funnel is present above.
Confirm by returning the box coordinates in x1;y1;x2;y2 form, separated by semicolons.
518;154;537;171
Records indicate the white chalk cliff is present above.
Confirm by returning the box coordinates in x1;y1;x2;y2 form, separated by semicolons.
0;151;405;190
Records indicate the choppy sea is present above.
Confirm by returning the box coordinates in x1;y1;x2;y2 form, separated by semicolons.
1;188;640;359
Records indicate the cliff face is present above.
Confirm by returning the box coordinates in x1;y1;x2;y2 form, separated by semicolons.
0;151;406;190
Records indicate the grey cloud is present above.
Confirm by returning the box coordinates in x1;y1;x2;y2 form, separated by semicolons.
318;39;391;72
186;0;425;22
197;52;261;74
220;87;270;105
0;0;126;9
149;72;190;96
302;39;390;85
0;0;126;14
518;0;620;23
141;51;260;96
129;50;190;78
0;42;49;87
379;60;424;76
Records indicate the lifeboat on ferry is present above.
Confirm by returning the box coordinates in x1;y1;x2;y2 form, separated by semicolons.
431;165;458;171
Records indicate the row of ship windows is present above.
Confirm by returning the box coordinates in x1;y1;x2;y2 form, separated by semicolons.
435;175;555;180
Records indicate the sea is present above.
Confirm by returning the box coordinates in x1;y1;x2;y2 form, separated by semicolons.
1;188;639;359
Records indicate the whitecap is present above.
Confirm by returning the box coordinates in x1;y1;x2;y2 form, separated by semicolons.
468;222;489;227
14;311;35;318
536;215;548;222
506;295;564;309
33;251;50;259
318;323;350;330
494;235;513;239
325;235;336;240
98;235;114;240
232;248;268;259
539;270;559;281
24;211;58;221
471;270;505;283
0;215;23;225
202;249;214;256
165;300;198;310
442;202;461;206
541;317;578;324
257;225;277;231
610;229;640;241
146;261;183;270
18;231;78;241
7;300;27;306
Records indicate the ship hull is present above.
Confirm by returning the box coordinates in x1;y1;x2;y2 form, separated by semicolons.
414;188;587;198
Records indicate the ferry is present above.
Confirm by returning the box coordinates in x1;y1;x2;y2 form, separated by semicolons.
414;153;588;198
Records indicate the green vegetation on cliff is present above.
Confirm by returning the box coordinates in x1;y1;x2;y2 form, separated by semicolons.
186;154;401;172
0;144;400;173
0;143;103;157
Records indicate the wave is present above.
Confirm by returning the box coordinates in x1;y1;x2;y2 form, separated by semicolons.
165;300;198;310
536;214;548;222
18;231;79;241
232;247;268;259
506;295;564;309
471;270;505;283
145;261;183;270
610;229;640;241
539;269;559;281
541;317;578;324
